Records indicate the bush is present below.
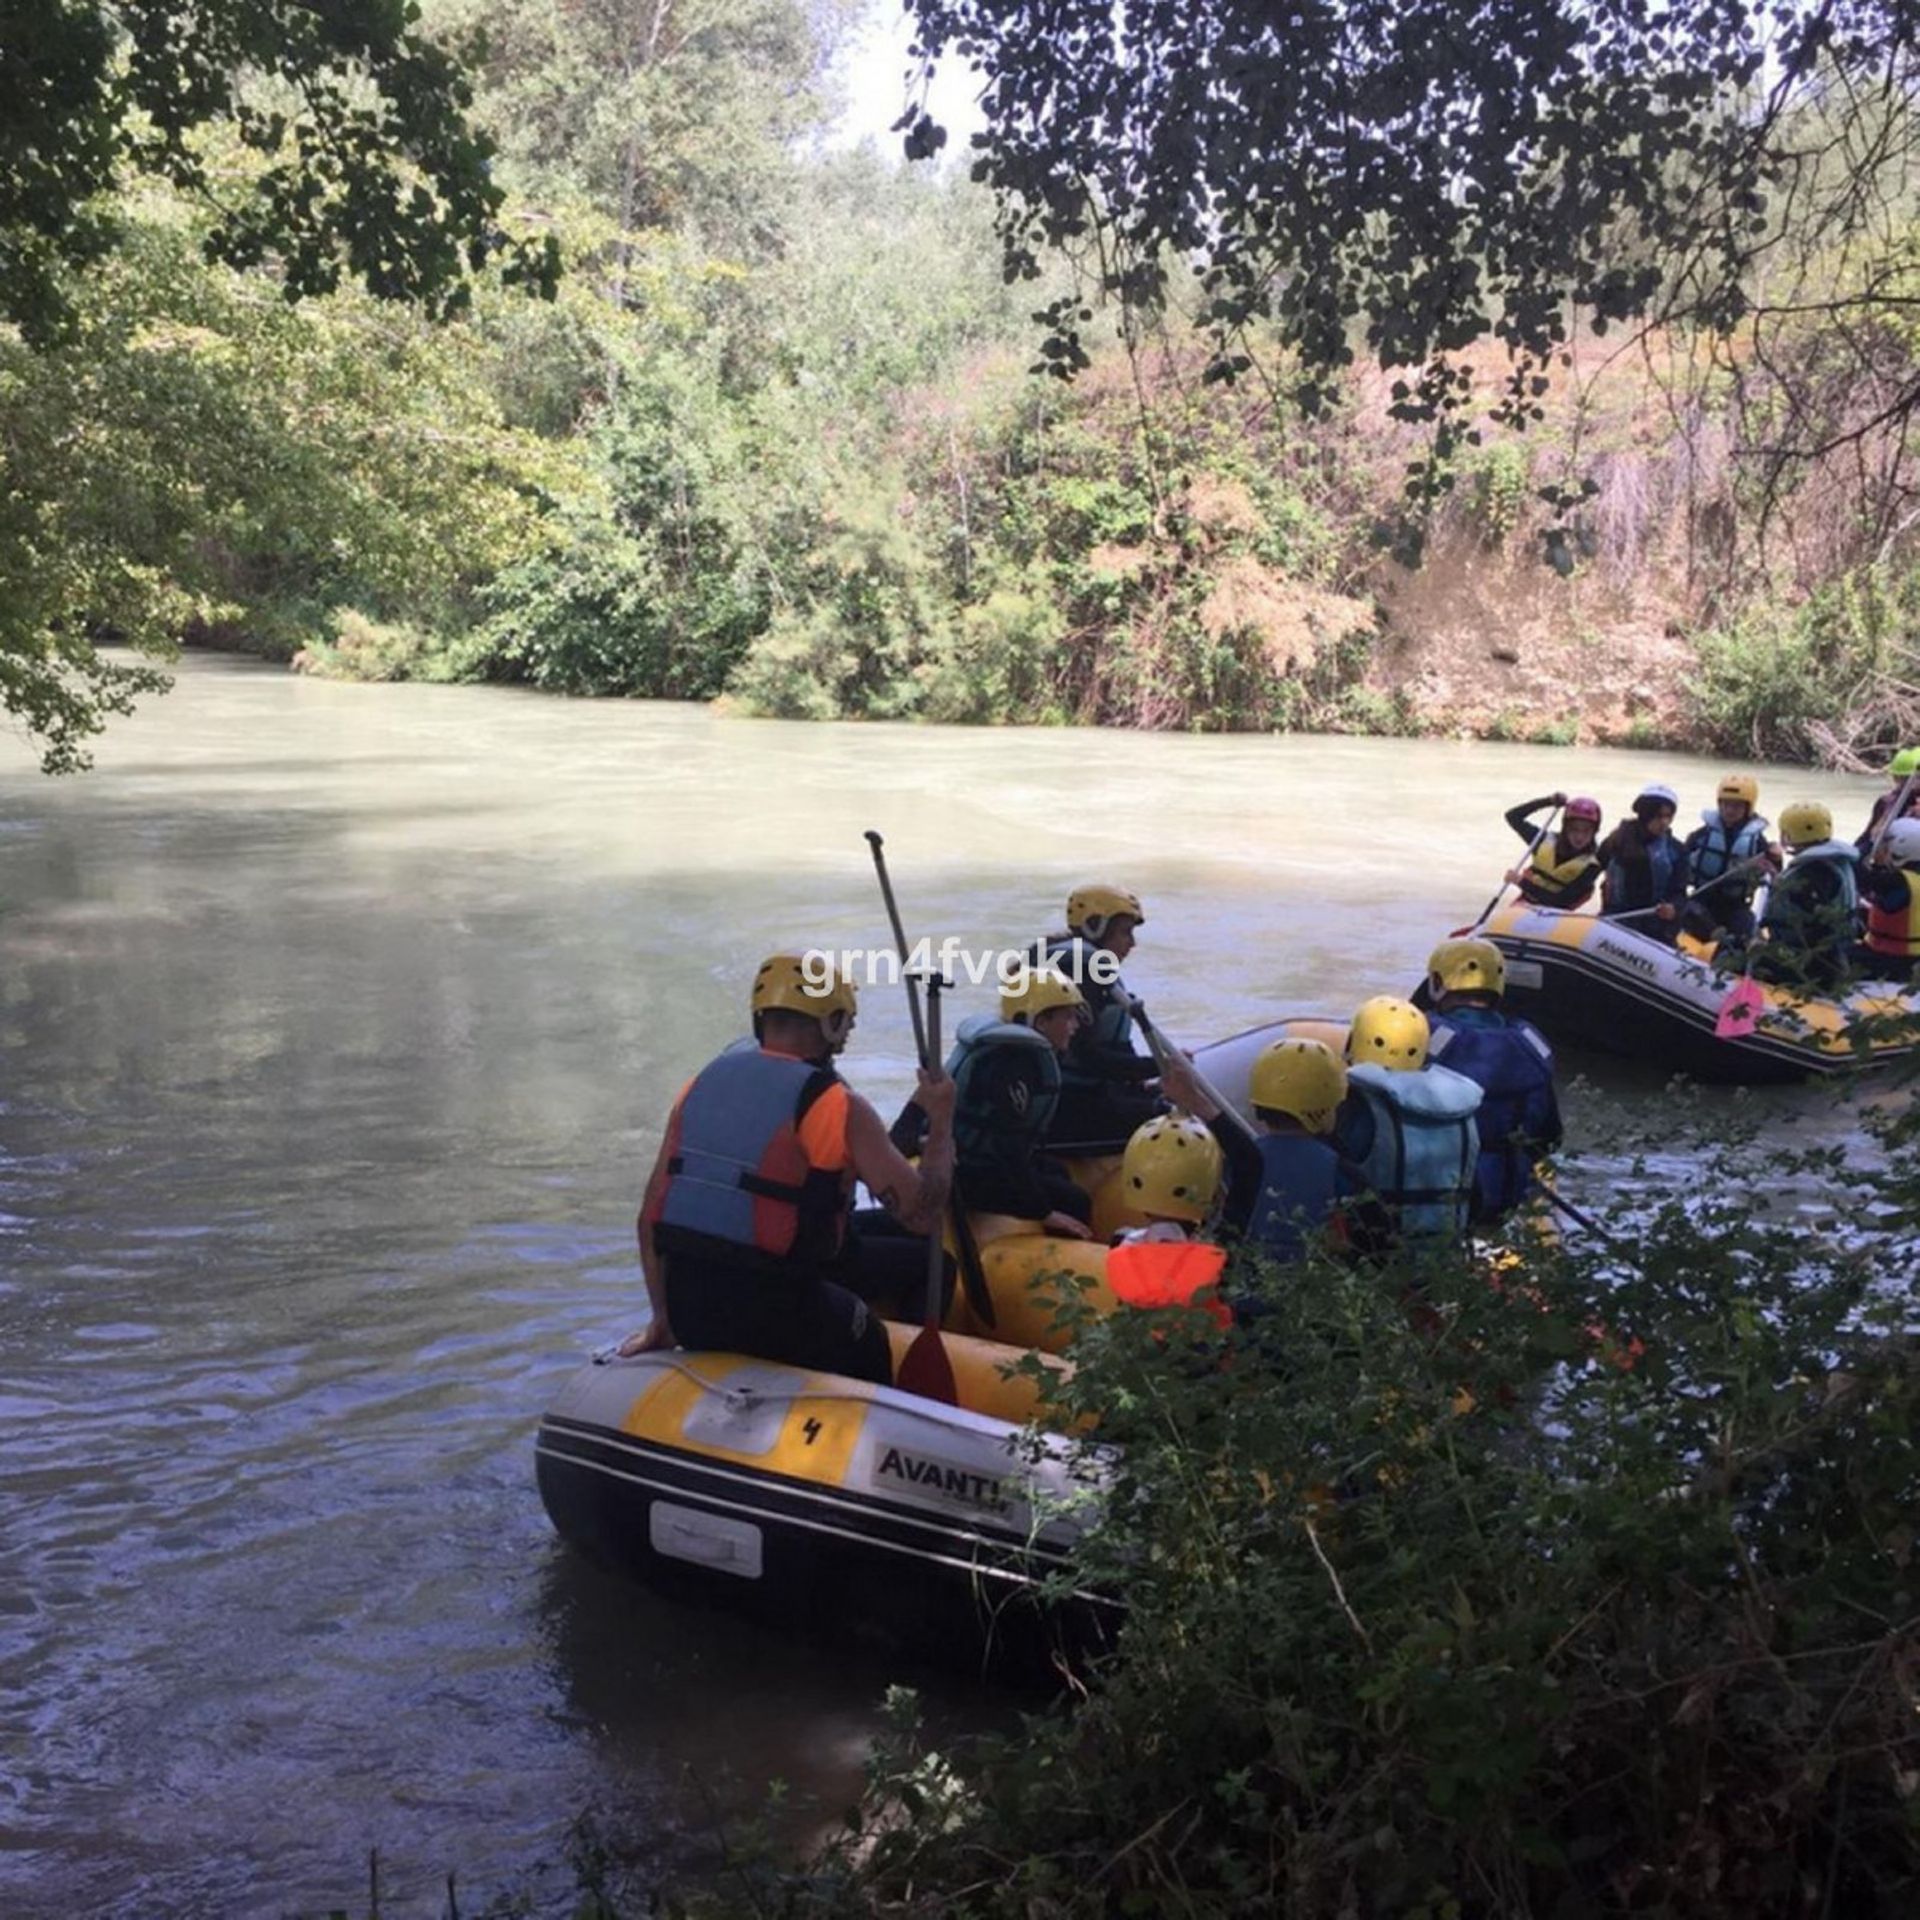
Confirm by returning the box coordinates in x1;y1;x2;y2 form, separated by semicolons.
1690;567;1920;763
292;608;462;683
478;514;763;699
788;1078;1920;1919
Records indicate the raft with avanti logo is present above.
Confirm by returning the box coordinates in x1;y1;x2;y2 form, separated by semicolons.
536;1322;1115;1673
1473;902;1919;1084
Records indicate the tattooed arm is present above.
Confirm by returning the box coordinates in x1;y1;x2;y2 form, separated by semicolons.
846;1069;955;1234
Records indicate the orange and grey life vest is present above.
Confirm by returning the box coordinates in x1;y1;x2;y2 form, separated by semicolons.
1865;877;1920;959
653;1045;848;1268
1107;1237;1230;1327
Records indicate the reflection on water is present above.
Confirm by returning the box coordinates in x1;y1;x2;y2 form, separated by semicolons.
0;657;1889;1915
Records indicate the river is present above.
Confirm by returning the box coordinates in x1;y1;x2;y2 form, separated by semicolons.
0;655;1893;1916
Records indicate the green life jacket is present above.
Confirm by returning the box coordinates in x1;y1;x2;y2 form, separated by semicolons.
948;1016;1061;1167
1762;841;1860;950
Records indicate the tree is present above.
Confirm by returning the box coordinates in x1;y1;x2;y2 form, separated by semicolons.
898;1;1920;438
2;0;559;343
1;1;561;770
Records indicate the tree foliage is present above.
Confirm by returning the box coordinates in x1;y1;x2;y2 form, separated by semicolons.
1;0;559;344
900;2;1920;428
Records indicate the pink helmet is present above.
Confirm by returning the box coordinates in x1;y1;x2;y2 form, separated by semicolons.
1564;796;1602;824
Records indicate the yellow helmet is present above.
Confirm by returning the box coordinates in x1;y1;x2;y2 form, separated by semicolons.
1001;965;1086;1026
1066;884;1145;936
750;953;857;1036
1716;773;1760;808
1426;937;1506;1001
1249;1038;1347;1134
1347;995;1429;1071
1778;801;1832;850
1121;1115;1224;1223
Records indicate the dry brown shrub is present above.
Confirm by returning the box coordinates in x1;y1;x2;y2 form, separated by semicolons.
1180;472;1264;541
1086;542;1154;580
1198;555;1373;672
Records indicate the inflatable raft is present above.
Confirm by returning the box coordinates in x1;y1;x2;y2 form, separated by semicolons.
1475;902;1920;1084
536;1321;1117;1673
1191;1014;1351;1120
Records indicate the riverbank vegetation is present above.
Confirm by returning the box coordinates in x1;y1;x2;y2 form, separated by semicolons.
7;2;1920;769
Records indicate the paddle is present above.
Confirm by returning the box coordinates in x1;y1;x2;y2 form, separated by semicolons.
862;828;927;1066
861;829;996;1333
1866;769;1918;864
1610;861;1758;927
1130;996;1236;1118
894;976;960;1403
1452;799;1561;937
1530;1176;1635;1257
1712;867;1777;1040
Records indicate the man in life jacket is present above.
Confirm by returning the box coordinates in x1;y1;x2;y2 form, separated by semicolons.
1331;996;1482;1259
1855;746;1920;853
1598;784;1690;943
1753;802;1862;992
1105;1113;1231;1325
1036;884;1165;1152
619;953;956;1385
1857;817;1920;982
1504;793;1603;909
893;964;1094;1237
1423;939;1562;1225
1681;773;1780;941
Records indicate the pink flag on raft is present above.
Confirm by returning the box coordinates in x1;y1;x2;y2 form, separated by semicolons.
1715;975;1766;1039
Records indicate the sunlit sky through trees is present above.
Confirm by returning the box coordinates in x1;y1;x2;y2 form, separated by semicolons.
828;0;984;153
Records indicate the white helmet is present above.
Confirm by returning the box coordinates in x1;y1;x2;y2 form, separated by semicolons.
1885;818;1920;868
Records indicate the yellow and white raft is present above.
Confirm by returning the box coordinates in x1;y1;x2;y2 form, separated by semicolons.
536;1322;1116;1670
1477;902;1920;1083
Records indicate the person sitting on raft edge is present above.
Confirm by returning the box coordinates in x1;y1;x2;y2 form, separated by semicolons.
1151;1043;1351;1265
1597;783;1690;944
1682;773;1780;942
1104;1113;1233;1326
1753;803;1863;993
1331;996;1483;1262
1856;745;1920;853
619;953;956;1387
1504;792;1603;909
1424;938;1562;1226
889;963;1094;1240
1858;817;1920;982
1035;884;1166;1152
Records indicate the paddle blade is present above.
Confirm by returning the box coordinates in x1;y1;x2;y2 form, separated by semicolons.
894;1325;958;1404
1714;975;1766;1039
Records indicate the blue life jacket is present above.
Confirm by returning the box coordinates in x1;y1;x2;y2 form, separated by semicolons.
1428;1009;1559;1220
654;1044;846;1268
948;1016;1060;1167
1607;830;1683;911
1246;1133;1343;1263
1345;1062;1482;1246
1688;810;1770;885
